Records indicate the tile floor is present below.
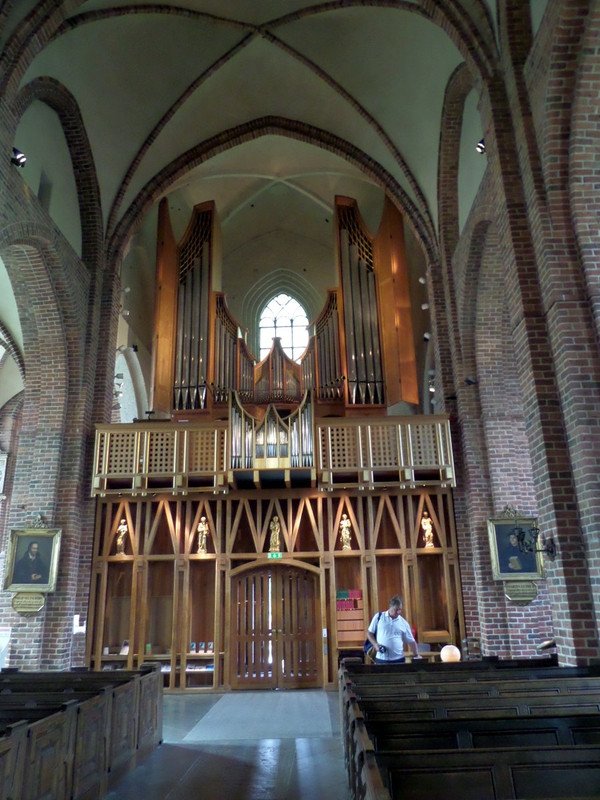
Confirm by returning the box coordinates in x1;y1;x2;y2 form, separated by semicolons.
105;690;348;800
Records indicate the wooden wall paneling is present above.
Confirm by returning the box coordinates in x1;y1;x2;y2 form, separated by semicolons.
0;721;27;800
372;196;419;406
174;558;185;688
72;692;110;800
136;560;150;675
151;197;178;416
107;681;139;783
88;563;106;668
404;554;417;640
131;559;143;667
180;555;191;688
219;557;230;689
319;558;330;683
22;704;77;800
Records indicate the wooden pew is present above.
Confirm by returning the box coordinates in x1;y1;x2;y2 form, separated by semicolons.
0;666;162;800
371;746;600;799
365;713;600;750
351;675;600;700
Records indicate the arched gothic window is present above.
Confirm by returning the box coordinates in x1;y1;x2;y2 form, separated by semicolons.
259;293;309;363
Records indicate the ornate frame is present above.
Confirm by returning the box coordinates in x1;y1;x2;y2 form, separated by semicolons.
487;517;544;581
4;528;61;593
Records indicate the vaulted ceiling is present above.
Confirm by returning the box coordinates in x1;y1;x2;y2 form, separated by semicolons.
2;1;548;413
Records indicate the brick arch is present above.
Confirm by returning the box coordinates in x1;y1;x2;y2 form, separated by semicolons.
107;117;439;268
435;62;477;408
569;2;600;342
11;76;103;270
0;227;90;669
0;1;84;99
0;322;25;381
0;238;69;525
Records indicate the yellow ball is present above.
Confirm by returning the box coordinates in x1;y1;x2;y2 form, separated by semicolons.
440;644;461;662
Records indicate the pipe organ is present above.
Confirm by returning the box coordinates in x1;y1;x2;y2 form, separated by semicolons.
337;199;385;406
89;195;461;692
173;204;212;411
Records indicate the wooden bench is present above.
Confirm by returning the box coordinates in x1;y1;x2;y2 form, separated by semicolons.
365;713;600;750
369;745;600;800
350;675;600;701
348;713;600;799
0;667;162;800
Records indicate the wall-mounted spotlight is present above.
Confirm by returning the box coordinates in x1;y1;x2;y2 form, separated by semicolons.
11;147;26;167
421;303;430;311
475;138;486;154
423;332;431;342
418;276;427;285
513;523;557;560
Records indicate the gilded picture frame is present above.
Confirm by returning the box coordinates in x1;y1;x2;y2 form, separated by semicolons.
487;517;543;581
3;528;61;593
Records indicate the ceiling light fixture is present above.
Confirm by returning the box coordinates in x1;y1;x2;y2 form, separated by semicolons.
475;138;486;154
11;147;26;167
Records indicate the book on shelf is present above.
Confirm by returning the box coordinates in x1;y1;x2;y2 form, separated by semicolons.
198;641;206;653
190;641;196;653
119;640;130;655
206;641;214;653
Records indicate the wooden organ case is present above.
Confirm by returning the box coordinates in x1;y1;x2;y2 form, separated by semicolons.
88;197;463;690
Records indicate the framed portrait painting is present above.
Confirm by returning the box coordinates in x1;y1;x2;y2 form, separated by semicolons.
4;528;61;593
487;517;543;581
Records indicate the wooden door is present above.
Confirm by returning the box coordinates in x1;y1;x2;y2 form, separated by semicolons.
230;565;321;689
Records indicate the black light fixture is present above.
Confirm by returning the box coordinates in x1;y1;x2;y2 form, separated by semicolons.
475;138;486;154
11;147;26;167
513;522;557;560
423;331;431;342
464;376;478;385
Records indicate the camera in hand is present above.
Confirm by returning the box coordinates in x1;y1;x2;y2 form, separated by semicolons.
378;645;387;654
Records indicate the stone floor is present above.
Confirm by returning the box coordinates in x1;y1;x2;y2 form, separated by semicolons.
105;689;348;800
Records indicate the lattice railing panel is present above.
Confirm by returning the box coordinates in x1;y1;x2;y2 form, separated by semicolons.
317;416;454;487
320;426;359;469
105;432;137;475
409;423;440;466
364;425;399;468
145;431;177;474
187;429;226;472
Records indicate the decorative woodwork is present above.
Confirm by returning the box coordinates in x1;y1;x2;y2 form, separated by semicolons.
87;489;464;690
230;564;321;689
373;195;419;405
91;414;454;496
151;198;178;416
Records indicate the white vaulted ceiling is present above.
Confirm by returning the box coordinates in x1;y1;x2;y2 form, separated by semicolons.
6;1;518;393
17;1;478;246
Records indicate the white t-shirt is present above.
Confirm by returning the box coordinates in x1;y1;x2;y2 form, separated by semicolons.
368;610;416;661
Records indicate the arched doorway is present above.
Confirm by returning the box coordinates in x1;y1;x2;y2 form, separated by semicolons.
230;563;322;690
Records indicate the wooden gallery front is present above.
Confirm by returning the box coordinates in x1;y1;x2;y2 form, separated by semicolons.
86;197;464;690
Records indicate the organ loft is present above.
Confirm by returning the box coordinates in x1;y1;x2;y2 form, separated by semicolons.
88;196;461;690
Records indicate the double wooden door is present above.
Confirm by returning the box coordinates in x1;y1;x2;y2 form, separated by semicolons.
230;565;322;689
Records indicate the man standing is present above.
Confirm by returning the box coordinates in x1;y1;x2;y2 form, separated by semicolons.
366;595;421;664
13;541;49;584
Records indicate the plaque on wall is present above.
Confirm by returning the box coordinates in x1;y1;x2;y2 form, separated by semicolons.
11;592;45;615
504;581;538;606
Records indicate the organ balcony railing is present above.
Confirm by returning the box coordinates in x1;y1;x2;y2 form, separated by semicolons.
91;405;455;496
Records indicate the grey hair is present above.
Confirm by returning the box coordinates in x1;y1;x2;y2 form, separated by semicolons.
389;595;403;609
